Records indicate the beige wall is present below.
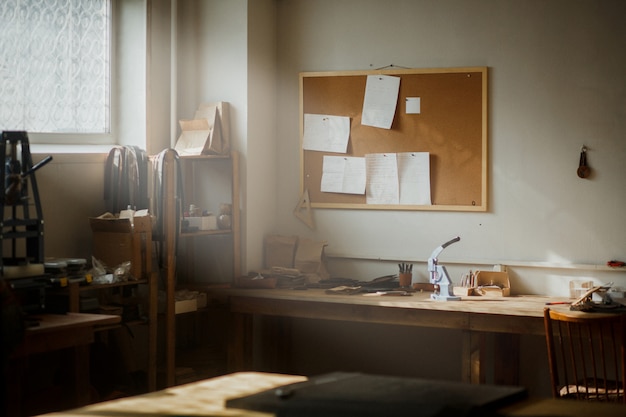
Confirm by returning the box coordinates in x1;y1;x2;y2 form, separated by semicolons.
272;0;626;295
267;0;626;396
23;0;626;396
29;0;626;292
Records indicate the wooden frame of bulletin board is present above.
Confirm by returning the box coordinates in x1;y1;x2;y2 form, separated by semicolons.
299;66;488;211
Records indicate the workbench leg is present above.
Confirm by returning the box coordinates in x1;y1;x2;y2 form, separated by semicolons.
72;344;91;407
494;333;520;386
261;316;292;373
462;331;485;384
228;312;253;372
4;355;26;417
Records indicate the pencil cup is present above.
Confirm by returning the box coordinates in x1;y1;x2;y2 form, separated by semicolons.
399;273;412;288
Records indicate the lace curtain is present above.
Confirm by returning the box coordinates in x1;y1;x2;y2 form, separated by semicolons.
0;0;110;133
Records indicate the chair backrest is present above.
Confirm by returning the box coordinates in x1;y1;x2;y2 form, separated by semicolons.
544;307;626;403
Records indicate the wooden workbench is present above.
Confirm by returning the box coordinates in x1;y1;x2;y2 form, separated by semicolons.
6;313;121;416
211;288;573;385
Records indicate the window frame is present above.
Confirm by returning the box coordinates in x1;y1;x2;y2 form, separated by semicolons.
12;0;116;146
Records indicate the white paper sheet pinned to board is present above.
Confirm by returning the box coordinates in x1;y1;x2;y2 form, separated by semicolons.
361;75;400;129
303;113;350;153
321;155;366;195
365;152;431;205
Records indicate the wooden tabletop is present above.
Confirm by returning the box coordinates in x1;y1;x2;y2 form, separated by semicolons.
14;312;121;357
216;287;565;316
211;288;579;335
39;372;307;417
25;312;121;333
38;371;626;417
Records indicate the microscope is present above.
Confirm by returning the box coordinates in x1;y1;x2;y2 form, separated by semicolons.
428;236;461;301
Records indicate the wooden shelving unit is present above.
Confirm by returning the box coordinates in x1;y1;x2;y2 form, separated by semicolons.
177;152;240;281
160;150;240;387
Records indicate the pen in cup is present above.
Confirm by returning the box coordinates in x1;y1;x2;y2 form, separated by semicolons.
398;263;413;273
398;263;412;287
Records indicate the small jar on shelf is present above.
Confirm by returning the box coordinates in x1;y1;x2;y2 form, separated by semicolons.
217;203;232;230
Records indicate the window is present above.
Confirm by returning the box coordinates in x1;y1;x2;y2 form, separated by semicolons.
0;0;111;140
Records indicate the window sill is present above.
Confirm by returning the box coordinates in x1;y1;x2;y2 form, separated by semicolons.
31;144;115;155
30;144;115;163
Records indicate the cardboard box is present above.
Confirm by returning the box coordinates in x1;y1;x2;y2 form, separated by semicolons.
473;271;511;297
185;215;217;231
89;215;152;280
174;102;230;156
174;289;199;314
175;299;197;314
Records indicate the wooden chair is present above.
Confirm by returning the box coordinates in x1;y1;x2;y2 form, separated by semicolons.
544;307;626;403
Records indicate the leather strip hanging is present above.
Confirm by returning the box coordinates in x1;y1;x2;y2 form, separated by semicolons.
103;145;123;213
126;145;149;210
104;145;149;213
151;149;183;271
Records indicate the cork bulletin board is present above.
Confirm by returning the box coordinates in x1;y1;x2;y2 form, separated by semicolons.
299;67;488;211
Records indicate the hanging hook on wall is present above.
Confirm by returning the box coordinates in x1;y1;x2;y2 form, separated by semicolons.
577;145;591;179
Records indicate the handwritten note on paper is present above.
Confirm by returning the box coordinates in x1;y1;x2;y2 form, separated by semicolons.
303;113;350;153
321;155;366;195
365;153;399;204
363;152;432;205
397;152;431;205
361;75;401;129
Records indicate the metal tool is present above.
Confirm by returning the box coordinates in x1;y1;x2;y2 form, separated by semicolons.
428;236;461;301
1;131;53;313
